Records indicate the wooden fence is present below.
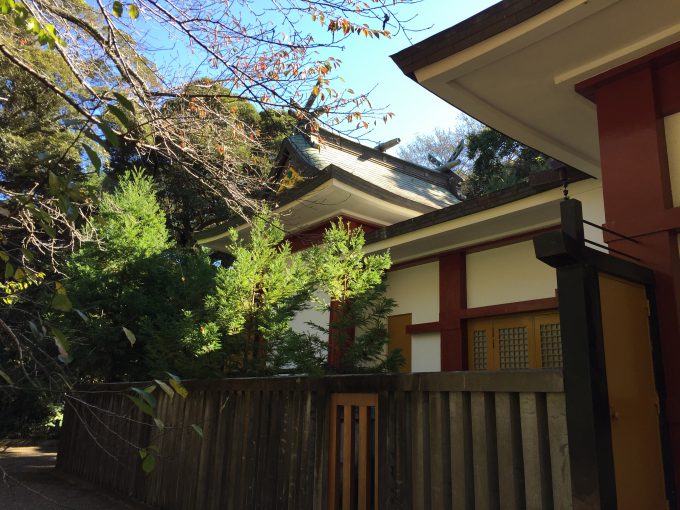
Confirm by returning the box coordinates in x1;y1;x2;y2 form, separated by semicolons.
57;370;572;509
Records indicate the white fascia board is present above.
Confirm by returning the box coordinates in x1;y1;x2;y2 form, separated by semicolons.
364;179;601;257
414;0;619;83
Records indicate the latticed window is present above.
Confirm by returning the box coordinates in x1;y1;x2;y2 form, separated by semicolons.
472;330;488;370
498;327;529;369
468;312;561;370
540;323;563;368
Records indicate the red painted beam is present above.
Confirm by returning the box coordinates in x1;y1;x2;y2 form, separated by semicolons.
439;252;466;371
460;297;558;319
405;321;440;335
406;297;559;336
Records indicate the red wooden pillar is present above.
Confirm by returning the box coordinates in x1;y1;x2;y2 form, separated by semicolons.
439;252;466;371
589;63;680;495
328;300;355;370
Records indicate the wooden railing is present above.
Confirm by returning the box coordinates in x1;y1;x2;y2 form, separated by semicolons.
57;370;571;509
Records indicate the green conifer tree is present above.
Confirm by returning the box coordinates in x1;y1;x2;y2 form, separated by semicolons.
205;212;314;375
309;220;404;373
62;170;216;381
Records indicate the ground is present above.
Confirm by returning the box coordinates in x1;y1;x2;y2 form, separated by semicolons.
0;442;151;510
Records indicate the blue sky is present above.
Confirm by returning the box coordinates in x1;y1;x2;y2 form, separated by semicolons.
139;1;497;148
324;1;498;146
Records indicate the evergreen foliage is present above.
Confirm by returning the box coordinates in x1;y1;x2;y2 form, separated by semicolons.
200;216;403;376
95;170;171;261
107;81;297;247
463;127;551;198
61;171;217;382
0;53;82;178
0;0;419;439
397;120;553;199
204;212;313;375
308;220;404;373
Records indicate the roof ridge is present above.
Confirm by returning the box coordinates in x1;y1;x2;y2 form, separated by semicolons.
314;128;454;188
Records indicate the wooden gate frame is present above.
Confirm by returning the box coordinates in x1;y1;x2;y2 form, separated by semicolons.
328;393;379;510
534;199;676;509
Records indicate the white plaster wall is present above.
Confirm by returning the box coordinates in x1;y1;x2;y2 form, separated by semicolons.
385;262;441;371
290;291;329;335
666;112;680;207
385;262;439;323
466;241;557;308
411;333;440;372
578;181;606;246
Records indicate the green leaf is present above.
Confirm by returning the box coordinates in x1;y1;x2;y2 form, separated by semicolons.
153;417;164;430
99;122;121;148
81;144;102;171
14;267;26;281
168;378;188;399
112;0;123;17
28;321;41;339
48;171;60;193
20;247;34;262
51;291;72;312
0;252;9;263
127;4;139;20
127;395;154;417
112;92;135;113
4;262;15;280
122;326;136;346
142;453;155;473
74;308;89;322
25;17;39;34
36;29;50;46
50;327;71;363
40;221;56;238
82;130;106;148
0;369;13;385
58;196;75;220
107;104;133;131
131;386;157;409
139;448;147;459
154;379;174;399
191;424;203;438
62;119;86;127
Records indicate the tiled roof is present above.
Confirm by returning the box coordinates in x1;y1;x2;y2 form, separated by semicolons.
285;131;460;209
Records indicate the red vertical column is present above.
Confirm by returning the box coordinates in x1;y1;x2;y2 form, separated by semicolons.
595;66;680;494
327;300;355;370
439;252;466;371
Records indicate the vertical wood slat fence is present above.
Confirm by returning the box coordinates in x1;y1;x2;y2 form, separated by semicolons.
57;370;572;509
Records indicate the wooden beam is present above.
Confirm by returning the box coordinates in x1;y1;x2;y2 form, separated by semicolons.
406;297;559;335
439;252;466;371
460;297;559;319
405;321;441;335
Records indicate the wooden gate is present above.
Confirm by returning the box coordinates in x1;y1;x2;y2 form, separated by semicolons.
328;393;378;510
599;274;667;509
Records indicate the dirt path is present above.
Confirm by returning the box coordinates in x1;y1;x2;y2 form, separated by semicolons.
0;442;152;510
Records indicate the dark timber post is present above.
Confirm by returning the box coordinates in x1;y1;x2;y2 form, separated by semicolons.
534;199;617;509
